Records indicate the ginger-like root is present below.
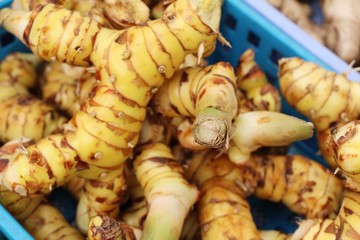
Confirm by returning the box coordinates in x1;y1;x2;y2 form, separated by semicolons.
87;214;141;240
279;57;360;131
187;151;343;220
236;48;281;113
292;190;360;240
0;0;221;233
329;120;360;189
0;139;82;240
118;165;148;228
321;0;360;64
137;107;173;146
278;57;360;169
316;128;339;169
187;151;260;240
248;154;343;219
0;52;40;88
133;143;199;240
0;53;66;143
291;120;360;239
23;204;84;240
103;0;150;29
198;178;261;240
0;0;220;195
228;111;314;164
171;110;313;159
259;230;290;240
76;166;126;234
11;0;150;30
41;62;97;116
152;61;239;149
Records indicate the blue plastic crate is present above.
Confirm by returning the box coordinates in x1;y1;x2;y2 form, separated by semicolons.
0;0;359;239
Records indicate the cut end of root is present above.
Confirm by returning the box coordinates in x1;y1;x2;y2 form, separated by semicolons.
193;115;228;149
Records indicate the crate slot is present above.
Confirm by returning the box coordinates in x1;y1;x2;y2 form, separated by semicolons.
0;32;15;47
269;48;284;65
224;13;237;30
247;31;260;47
265;71;277;85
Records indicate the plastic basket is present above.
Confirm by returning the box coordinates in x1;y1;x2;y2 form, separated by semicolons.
0;0;359;239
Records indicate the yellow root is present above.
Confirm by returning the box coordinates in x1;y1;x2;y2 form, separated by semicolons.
152;61;239;149
0;53;66;143
236;49;281;113
87;214;141;240
23;204;83;240
0;0;220;196
197;178;261;240
11;0;150;30
76;166;126;234
278;57;360;168
41;62;97;116
228;111;314;164
133;143;198;240
292;190;360;240
187;151;343;219
259;230;290;240
278;57;360;132
118;166;148;228
0;139;82;240
329;120;360;189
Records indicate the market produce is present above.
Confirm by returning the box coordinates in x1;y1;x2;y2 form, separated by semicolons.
0;0;220;194
41;61;96;116
118;165;147;228
187;151;343;220
11;0;150;30
0;52;39;88
0;52;66;142
236;48;281;113
88;214;141;240
152;61;239;149
137;108;173;146
0;0;352;238
283;118;360;239
152;51;313;156
329;120;360;190
291;190;360;239
227;111;314;164
185;149;343;240
0;138;82;240
23;204;84;240
0;0;222;234
278;57;360;168
76;165;126;233
196;177;260;240
133;143;198;240
259;230;289;240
